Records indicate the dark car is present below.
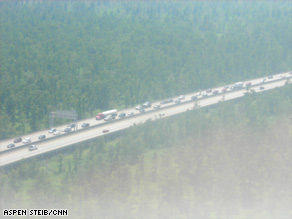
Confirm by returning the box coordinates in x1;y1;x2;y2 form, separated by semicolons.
139;108;145;113
7;144;15;148
222;86;228;92
102;129;109;133
206;89;212;93
268;76;273;79
68;123;75;128
13;137;22;143
118;113;126;118
259;86;265;90
64;127;71;133
38;134;46;140
191;95;197;100
212;90;219;94
82;123;90;128
175;99;181;104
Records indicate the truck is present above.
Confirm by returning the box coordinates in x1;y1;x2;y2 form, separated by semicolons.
96;109;117;120
234;82;244;88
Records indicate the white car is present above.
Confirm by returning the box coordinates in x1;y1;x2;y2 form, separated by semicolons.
53;131;61;135
28;145;38;151
178;95;185;100
135;105;143;110
159;113;165;117
128;112;134;116
22;138;31;144
49;128;56;133
153;104;161;109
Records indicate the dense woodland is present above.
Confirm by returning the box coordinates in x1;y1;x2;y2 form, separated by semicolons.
0;1;291;139
1;84;292;218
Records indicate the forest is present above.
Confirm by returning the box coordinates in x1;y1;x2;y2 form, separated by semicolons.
0;1;291;139
0;1;292;218
0;84;292;218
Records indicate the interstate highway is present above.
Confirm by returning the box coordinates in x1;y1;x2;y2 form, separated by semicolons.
0;72;291;166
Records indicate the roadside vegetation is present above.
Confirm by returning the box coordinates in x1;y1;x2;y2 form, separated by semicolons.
0;1;291;139
1;84;291;218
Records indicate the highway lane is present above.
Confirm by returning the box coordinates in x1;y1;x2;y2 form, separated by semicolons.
0;71;291;153
1;70;291;153
0;77;291;167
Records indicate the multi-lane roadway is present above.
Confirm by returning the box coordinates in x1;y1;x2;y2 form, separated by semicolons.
0;71;291;167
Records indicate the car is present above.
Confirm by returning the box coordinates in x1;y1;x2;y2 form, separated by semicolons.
13;137;22;143
104;116;114;121
206;89;212;93
196;92;201;96
49;128;57;133
159;113;165;117
64;127;71;133
281;75;286;78
259;86;265;90
268;76;273;79
38;134;46;140
28;145;38;151
139;108;145;113
202;93;208;97
118;113;126;118
53;131;61;135
135;105;143;110
68;123;75;128
276;74;282;78
212;90;219;94
261;78;267;83
161;99;173;104
142;101;152;108
191;95;197;100
128;112;134;116
7;144;15;148
245;82;252;87
222;87;228;92
175;99;181;104
82;123;90;128
178;95;185;100
22;138;31;144
289;72;292;75
153;104;161;109
102;129;109;133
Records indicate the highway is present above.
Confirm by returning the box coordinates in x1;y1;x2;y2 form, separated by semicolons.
0;71;291;167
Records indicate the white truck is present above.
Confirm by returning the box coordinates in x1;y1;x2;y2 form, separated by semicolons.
96;109;117;120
